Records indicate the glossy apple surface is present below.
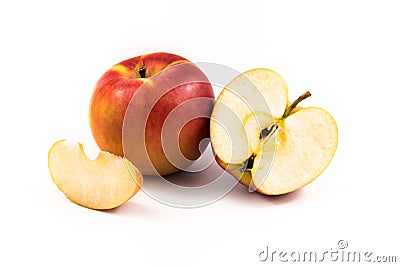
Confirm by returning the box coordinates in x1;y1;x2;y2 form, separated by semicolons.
89;52;214;176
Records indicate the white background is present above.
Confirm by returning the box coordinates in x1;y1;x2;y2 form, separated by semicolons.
1;0;399;266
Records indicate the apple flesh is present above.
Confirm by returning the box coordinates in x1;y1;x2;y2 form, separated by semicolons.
210;68;338;195
89;52;214;176
48;140;143;210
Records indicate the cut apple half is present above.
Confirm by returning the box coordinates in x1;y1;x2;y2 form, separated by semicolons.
210;68;338;195
48;140;143;210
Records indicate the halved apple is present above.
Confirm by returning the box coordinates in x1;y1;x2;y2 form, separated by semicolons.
210;68;338;195
48;140;143;210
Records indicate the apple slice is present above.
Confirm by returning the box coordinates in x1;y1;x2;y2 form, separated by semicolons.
210;69;338;195
48;140;143;210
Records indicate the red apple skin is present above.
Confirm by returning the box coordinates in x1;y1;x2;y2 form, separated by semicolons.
89;52;215;176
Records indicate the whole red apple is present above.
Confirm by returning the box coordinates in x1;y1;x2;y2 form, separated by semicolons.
89;52;215;176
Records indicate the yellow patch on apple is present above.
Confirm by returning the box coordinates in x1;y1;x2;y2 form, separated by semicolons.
110;64;131;77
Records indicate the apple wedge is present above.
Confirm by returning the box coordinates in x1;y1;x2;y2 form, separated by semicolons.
210;68;338;195
48;140;143;210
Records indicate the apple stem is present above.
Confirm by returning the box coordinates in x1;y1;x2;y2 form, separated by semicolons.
138;66;146;78
283;91;311;117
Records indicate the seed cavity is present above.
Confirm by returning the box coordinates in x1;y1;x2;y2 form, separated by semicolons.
260;124;279;139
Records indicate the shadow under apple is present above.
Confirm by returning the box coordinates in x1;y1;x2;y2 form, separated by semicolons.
101;200;151;218
139;158;305;208
226;183;305;207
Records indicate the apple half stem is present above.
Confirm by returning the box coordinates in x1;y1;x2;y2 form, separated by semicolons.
283;91;311;118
